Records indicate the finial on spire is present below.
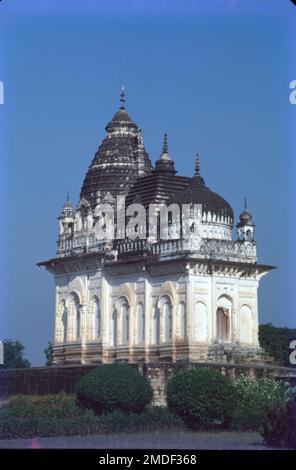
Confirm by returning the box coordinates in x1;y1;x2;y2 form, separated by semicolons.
244;196;247;210
160;133;170;160
120;85;125;109
194;153;201;176
163;133;168;153
67;191;70;202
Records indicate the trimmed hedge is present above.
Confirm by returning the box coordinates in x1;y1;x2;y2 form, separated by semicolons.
167;367;237;429
76;364;153;414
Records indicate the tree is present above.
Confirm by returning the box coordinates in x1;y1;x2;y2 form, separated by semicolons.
44;341;54;366
259;323;296;367
2;339;31;369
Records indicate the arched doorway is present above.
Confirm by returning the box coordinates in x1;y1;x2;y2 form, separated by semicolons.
216;308;229;341
216;295;232;342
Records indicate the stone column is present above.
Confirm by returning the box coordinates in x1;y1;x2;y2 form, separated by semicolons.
211;276;216;342
186;273;193;341
101;276;111;361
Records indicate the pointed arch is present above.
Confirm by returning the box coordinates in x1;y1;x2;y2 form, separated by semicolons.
66;292;81;341
115;296;130;346
216;295;232;342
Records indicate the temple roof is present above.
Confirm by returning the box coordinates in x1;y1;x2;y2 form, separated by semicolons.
80;88;152;208
167;155;234;221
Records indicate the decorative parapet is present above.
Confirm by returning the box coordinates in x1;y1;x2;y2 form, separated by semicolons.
116;238;257;263
57;230;257;264
57;234;112;258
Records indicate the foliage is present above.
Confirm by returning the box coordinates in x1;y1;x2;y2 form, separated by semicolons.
1;339;30;369
98;407;184;434
232;374;294;430
76;364;153;414
167;367;237;429
0;392;100;439
0;393;183;439
259;323;296;367
260;395;296;448
44;341;54;366
8;392;79;417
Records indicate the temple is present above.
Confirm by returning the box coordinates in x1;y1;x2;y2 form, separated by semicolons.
38;88;274;365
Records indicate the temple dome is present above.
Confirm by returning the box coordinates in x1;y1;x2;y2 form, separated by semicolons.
80;88;152;208
168;155;234;223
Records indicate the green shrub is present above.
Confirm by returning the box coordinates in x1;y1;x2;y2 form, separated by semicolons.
167;367;237;429
232;375;293;430
76;364;153;414
0;407;104;439
0;396;101;439
260;395;296;448
8;393;78;418
0;395;182;439
99;407;184;433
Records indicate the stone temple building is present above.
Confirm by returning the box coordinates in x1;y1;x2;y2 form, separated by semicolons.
39;89;274;365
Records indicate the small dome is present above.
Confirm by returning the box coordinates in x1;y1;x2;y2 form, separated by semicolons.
105;108;138;133
237;198;254;227
168;156;234;222
237;209;254;226
154;134;176;174
60;198;74;218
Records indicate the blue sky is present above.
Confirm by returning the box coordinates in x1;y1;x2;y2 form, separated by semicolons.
0;0;295;365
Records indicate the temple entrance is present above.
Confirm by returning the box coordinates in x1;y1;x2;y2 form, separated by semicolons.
216;308;230;342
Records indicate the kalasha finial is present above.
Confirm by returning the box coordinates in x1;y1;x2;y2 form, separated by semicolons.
67;191;70;202
120;85;125;109
244;196;247;210
160;133;170;160
163;133;168;154
194;153;201;176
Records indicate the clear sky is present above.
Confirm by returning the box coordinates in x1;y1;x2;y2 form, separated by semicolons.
0;0;295;365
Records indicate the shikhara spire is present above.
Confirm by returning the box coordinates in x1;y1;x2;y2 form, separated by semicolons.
120;85;126;109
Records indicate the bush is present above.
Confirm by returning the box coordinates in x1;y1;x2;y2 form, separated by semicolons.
167;367;237;429
76;364;153;414
8;393;78;418
260;395;296;448
0;393;101;439
232;375;293;431
99;407;184;434
0;394;183;439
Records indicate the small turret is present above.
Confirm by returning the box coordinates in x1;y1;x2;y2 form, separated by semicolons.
236;198;255;241
58;193;74;238
155;134;177;174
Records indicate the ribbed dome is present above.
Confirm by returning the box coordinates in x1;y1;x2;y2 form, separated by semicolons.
168;161;234;222
80;92;152;208
237;209;254;226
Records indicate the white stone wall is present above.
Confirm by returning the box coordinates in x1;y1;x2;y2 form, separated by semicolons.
53;263;260;358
